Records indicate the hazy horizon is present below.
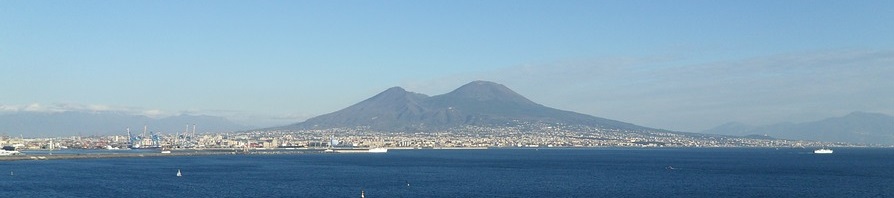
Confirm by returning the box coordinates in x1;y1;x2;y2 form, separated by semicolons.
3;1;892;132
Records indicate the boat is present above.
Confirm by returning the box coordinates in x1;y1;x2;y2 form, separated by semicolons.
0;146;21;156
814;148;833;154
327;148;389;153
368;148;388;153
176;169;182;177
0;150;21;156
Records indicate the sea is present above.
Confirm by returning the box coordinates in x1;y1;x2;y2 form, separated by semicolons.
1;148;892;198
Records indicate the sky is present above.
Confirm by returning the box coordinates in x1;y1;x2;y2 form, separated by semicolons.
2;1;893;132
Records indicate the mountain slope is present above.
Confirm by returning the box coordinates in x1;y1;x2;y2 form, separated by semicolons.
702;112;894;145
700;122;756;136
297;87;431;130
284;81;653;132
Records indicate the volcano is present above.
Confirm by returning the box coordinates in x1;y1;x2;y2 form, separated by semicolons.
282;81;653;132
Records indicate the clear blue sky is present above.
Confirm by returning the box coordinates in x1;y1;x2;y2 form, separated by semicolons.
2;1;892;131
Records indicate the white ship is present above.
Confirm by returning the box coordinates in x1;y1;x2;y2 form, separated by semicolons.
0;146;21;156
0;150;21;156
368;148;388;153
814;148;833;154
327;148;389;153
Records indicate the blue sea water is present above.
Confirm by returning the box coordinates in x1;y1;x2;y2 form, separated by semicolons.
1;148;892;197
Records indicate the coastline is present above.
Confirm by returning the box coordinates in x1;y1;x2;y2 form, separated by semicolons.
6;146;891;161
0;151;241;161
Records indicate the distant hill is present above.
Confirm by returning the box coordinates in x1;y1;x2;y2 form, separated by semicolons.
701;122;757;136
280;80;654;132
0;111;251;137
702;112;894;145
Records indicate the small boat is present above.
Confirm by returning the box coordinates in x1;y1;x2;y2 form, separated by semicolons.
814;148;833;154
176;169;182;177
360;189;365;198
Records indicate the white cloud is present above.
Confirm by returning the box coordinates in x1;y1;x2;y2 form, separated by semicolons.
0;105;18;112
25;103;55;112
0;103;172;117
0;102;291;127
141;109;167;118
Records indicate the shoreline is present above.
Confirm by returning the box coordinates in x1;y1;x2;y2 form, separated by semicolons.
0;151;241;161
5;147;892;161
0;147;489;161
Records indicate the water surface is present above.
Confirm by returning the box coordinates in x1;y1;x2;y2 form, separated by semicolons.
2;148;891;197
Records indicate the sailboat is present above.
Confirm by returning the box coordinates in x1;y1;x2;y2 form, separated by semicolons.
176;169;182;177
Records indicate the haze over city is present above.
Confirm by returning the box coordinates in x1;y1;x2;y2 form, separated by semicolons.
2;1;892;132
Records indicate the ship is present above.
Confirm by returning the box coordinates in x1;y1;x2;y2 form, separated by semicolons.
368;148;388;153
814;148;833;154
325;148;389;153
0;146;21;156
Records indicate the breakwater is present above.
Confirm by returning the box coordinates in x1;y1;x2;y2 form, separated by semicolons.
0;149;325;161
0;151;230;161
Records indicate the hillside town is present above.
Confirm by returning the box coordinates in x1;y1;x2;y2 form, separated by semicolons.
0;122;867;152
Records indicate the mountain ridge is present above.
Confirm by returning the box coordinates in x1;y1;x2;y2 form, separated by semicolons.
702;111;894;145
281;81;655;132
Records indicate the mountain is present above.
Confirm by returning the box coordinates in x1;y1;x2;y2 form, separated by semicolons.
282;81;653;132
154;114;253;133
0;111;251;137
701;122;756;136
295;86;431;131
702;112;894;145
